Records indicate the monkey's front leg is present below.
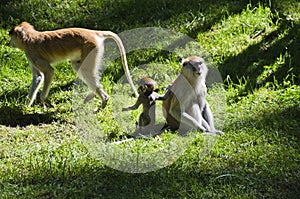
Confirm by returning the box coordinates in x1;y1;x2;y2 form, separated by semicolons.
202;102;224;135
181;112;207;132
122;104;139;112
27;63;44;106
29;58;55;107
169;104;207;132
122;95;142;111
196;96;214;133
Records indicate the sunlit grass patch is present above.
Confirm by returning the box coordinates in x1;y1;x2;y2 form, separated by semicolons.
198;4;278;64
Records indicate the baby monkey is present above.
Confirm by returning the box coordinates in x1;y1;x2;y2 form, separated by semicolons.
122;77;165;136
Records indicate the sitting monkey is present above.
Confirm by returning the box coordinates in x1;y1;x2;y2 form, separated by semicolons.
162;56;223;135
122;77;165;136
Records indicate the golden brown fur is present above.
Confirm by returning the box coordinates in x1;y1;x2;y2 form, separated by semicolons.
9;22;138;107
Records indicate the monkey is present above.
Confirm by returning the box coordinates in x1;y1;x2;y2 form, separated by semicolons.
122;77;165;136
162;56;223;135
9;22;138;108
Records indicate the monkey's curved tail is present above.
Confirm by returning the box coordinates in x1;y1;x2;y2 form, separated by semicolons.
101;31;138;97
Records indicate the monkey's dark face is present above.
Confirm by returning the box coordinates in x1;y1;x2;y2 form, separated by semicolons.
9;26;25;49
9;29;18;47
138;77;158;95
181;57;208;79
138;84;157;95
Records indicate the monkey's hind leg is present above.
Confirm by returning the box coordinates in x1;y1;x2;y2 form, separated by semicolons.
79;75;109;109
78;48;109;109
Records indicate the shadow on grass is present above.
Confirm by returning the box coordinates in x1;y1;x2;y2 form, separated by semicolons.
0;106;58;127
0;81;75;127
220;20;300;87
0;0;256;33
227;103;300;139
9;156;299;198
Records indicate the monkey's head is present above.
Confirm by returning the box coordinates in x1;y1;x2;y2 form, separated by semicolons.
181;56;208;80
9;22;35;50
138;77;158;95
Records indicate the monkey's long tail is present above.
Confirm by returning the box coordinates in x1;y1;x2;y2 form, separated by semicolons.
102;31;138;97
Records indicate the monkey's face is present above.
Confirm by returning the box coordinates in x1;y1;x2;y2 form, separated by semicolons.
138;77;158;95
138;85;156;95
9;25;25;50
9;28;17;47
181;56;208;79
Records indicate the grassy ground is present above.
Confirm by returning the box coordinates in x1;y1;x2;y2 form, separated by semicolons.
0;0;299;198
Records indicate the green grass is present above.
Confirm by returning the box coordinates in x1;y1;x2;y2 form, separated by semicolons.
0;0;299;198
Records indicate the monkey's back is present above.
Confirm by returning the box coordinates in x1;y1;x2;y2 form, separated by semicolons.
162;91;181;130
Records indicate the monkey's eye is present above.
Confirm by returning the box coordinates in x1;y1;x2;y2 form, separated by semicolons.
138;87;144;93
183;61;192;67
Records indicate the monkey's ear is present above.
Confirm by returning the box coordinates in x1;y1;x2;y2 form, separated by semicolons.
182;58;189;67
152;84;158;91
9;25;23;36
14;26;27;39
139;85;147;93
15;26;23;33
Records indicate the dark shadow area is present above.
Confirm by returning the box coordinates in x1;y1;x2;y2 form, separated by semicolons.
220;20;300;87
9;156;299;198
0;81;74;127
0;0;262;34
0;88;28;103
226;102;300;139
0;106;58;127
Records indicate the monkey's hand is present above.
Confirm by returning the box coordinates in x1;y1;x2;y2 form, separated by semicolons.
157;85;173;101
122;104;139;111
148;92;161;101
167;83;173;90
